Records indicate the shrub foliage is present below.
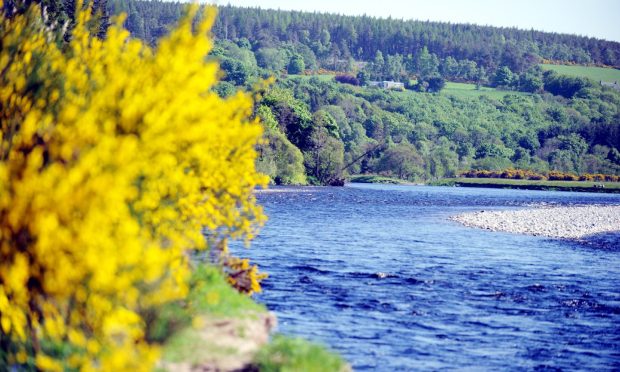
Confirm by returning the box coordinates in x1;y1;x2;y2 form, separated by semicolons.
460;169;619;182
0;1;266;369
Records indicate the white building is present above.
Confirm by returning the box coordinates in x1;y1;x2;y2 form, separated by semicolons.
601;81;620;91
368;81;405;90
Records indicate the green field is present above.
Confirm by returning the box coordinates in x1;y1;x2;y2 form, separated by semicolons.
541;64;620;83
288;77;531;100
441;82;530;99
435;177;620;193
287;73;335;82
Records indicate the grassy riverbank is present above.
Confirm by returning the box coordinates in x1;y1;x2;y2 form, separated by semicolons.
434;178;620;193
348;175;411;184
159;265;347;371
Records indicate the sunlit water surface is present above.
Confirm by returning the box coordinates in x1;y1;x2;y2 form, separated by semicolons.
232;184;620;370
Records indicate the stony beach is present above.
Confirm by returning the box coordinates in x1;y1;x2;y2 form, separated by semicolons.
451;205;620;239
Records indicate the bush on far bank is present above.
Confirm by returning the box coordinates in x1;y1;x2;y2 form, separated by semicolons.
460;169;620;182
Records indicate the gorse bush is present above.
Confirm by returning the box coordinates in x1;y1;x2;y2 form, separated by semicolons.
459;169;619;182
547;171;579;181
0;1;266;370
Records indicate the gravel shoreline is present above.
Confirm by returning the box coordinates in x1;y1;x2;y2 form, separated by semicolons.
451;205;620;239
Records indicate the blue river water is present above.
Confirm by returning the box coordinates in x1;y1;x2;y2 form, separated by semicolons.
233;184;620;370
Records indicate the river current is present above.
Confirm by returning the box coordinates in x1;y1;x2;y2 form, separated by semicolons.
233;184;620;370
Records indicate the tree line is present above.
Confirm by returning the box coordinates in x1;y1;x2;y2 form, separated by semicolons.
252;75;620;185
108;1;620;97
108;0;620;71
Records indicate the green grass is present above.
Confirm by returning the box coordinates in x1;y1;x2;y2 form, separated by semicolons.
441;82;530;99
349;174;408;184
185;265;266;316
163;329;239;364
541;64;620;83
159;265;266;365
287;74;335;82
435;177;620;193
288;77;529;100
255;335;348;372
158;265;347;370
152;265;266;352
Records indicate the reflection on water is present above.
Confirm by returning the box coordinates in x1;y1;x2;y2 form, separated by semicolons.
233;184;620;370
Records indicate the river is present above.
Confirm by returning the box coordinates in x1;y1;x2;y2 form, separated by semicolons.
234;184;620;370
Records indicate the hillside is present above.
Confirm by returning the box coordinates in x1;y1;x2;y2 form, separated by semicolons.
109;1;620;70
107;1;620;185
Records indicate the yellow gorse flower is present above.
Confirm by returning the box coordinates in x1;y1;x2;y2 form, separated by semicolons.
0;1;267;369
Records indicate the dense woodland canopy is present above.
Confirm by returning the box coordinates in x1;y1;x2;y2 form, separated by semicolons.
254;77;620;184
105;0;620;185
109;0;620;69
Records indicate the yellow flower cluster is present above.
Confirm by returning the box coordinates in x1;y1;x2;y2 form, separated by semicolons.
0;1;266;370
225;256;269;294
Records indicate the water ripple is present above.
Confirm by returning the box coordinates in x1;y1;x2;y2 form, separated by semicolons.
232;184;620;370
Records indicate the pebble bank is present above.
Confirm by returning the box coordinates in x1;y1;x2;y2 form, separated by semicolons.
451;205;620;239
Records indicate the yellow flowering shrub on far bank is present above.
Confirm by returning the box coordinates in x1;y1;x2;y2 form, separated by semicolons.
0;1;267;369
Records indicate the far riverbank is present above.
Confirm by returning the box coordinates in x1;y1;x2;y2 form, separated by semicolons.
433;178;620;193
348;175;620;193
